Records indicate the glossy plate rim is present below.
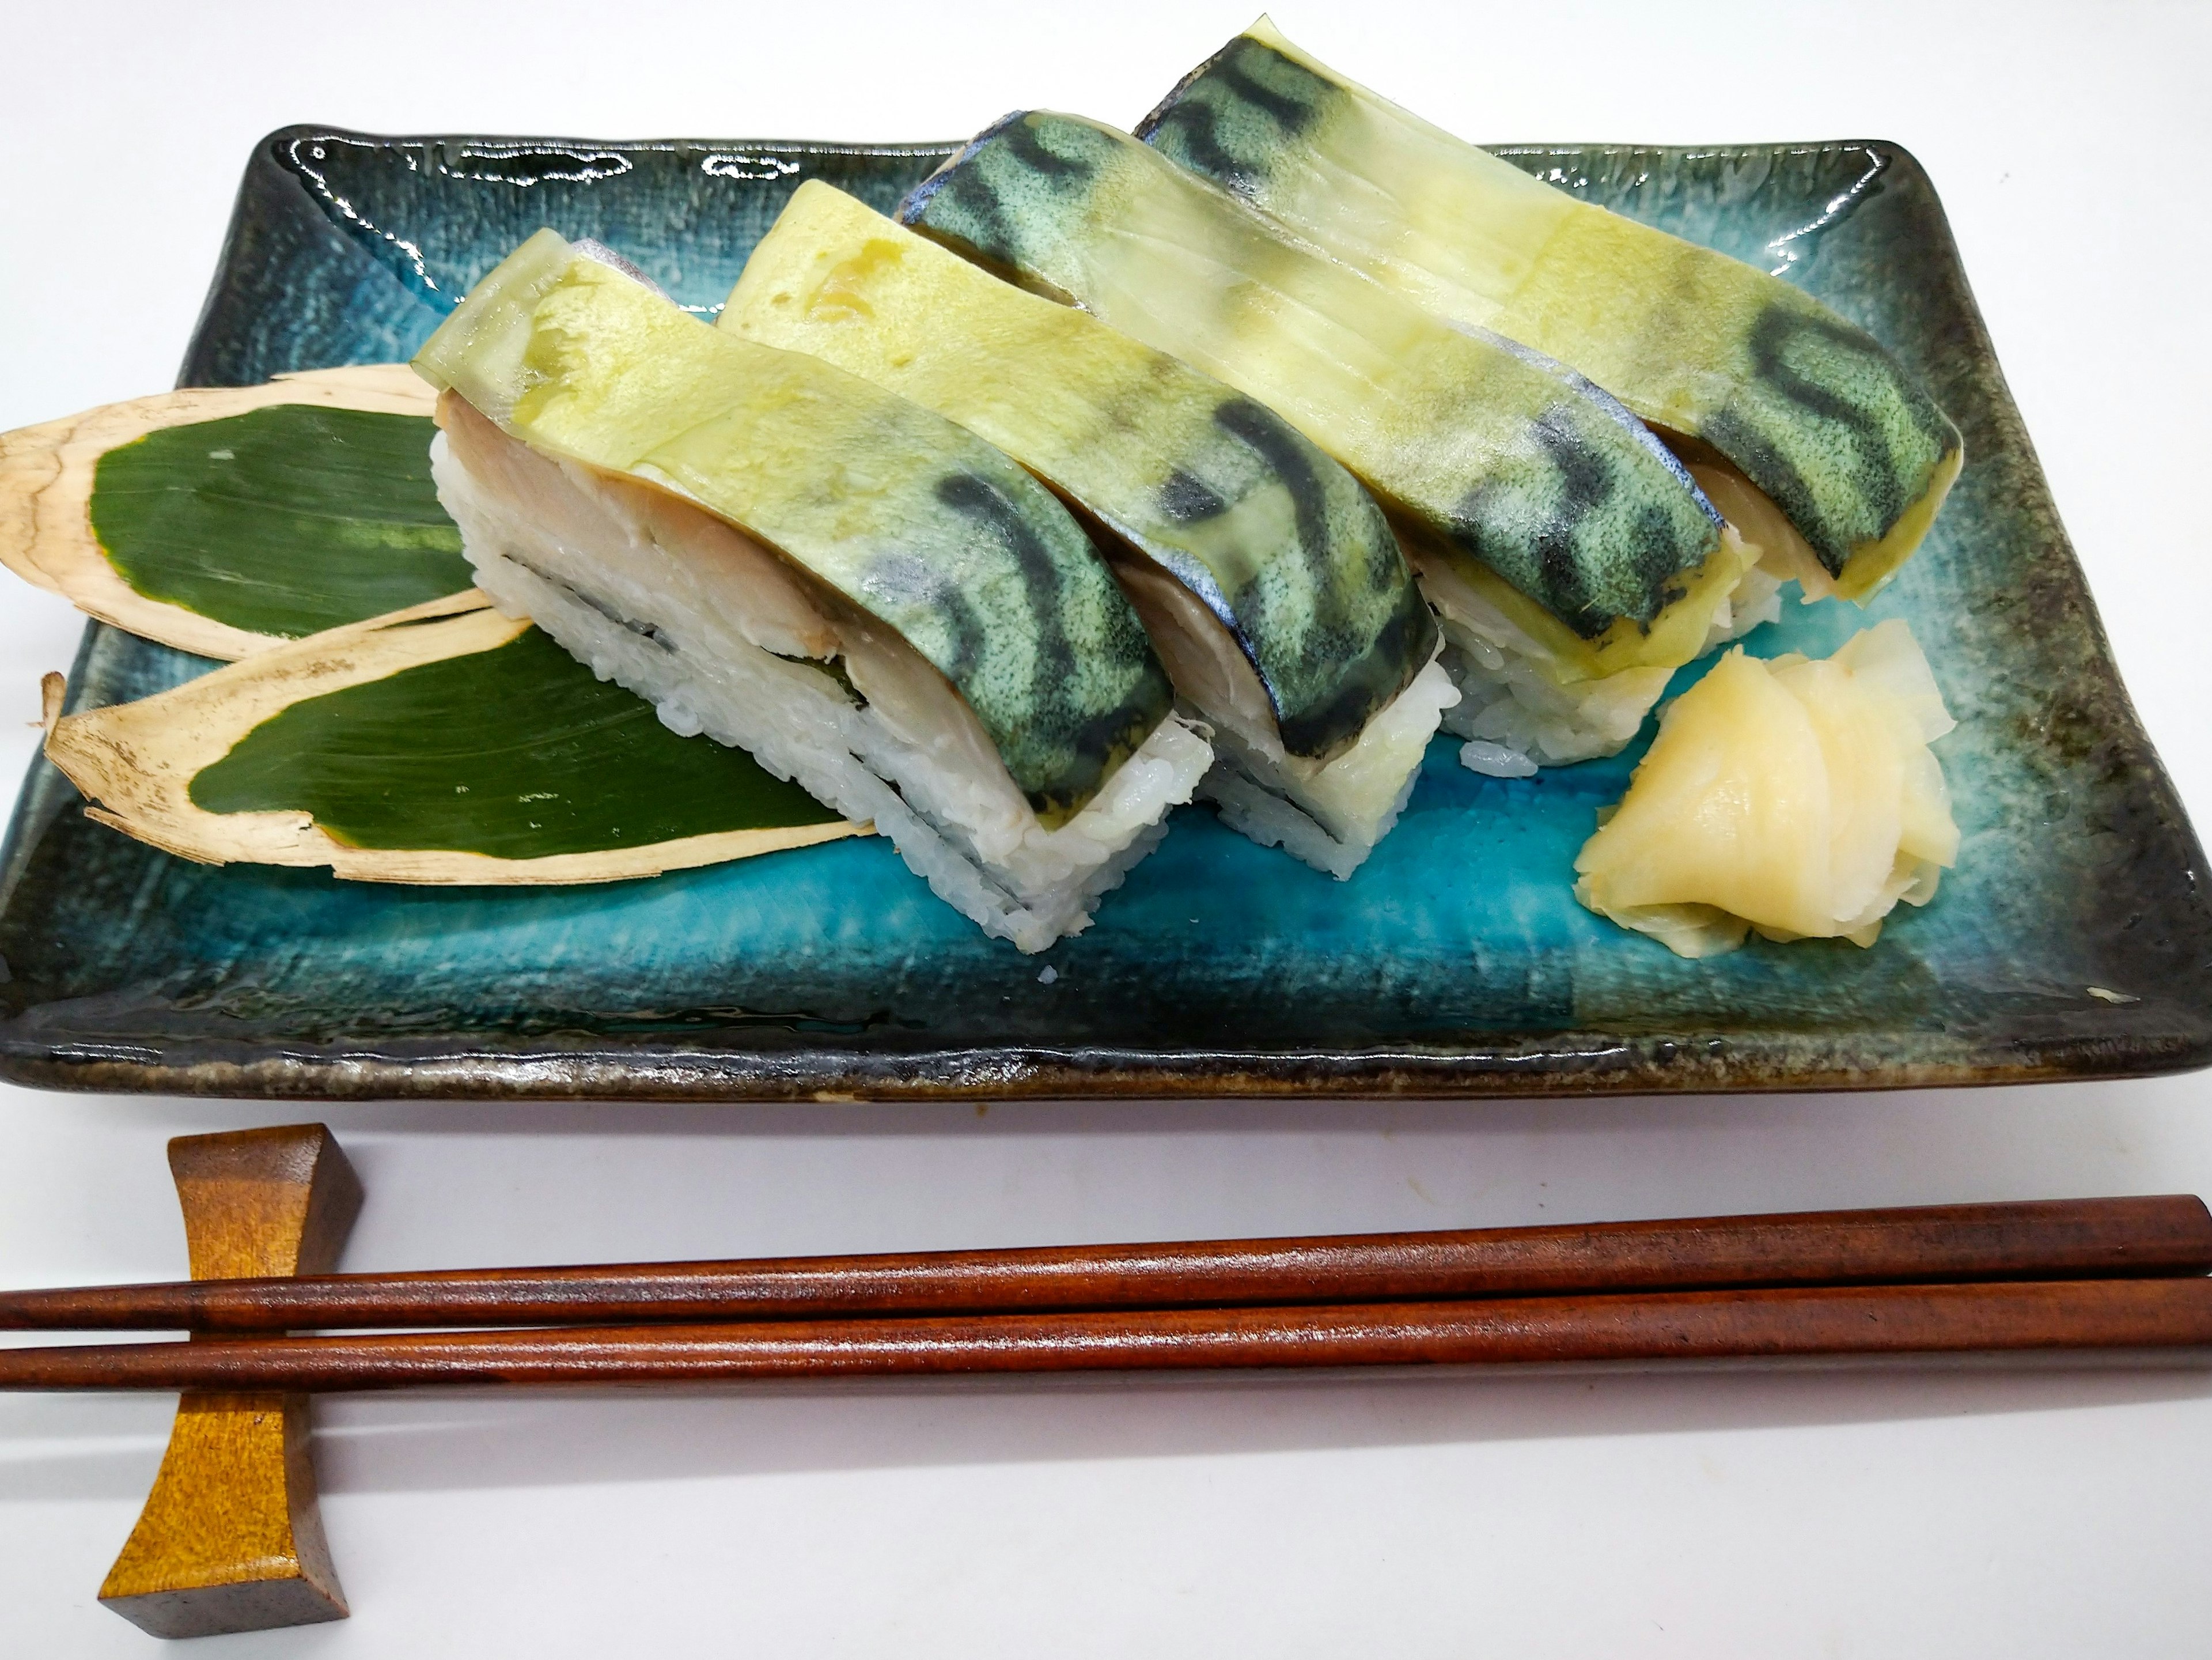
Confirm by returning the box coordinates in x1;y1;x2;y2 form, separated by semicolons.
2;124;2207;1102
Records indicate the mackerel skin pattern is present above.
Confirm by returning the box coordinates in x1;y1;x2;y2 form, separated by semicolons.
1141;29;1961;582
900;112;1724;643
416;233;1169;826
726;184;1435;760
1141;393;1438;757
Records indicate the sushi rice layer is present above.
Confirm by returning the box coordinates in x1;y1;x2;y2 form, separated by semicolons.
1192;657;1461;879
1420;542;1783;776
430;411;1209;952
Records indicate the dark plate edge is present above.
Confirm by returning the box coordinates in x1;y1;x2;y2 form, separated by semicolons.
3;1024;2209;1103
179;124;966;387
1876;138;2212;907
5;126;2199;1104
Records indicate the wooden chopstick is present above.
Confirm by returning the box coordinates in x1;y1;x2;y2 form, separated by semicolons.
1;1197;2206;1333
3;1279;2209;1392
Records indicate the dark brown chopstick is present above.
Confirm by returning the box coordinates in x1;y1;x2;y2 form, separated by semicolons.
1;1196;2205;1333
3;1279;2209;1392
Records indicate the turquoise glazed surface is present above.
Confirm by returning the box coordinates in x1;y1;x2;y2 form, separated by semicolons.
0;130;2206;1099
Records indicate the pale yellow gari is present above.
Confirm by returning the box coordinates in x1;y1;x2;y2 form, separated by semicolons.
1574;620;1959;958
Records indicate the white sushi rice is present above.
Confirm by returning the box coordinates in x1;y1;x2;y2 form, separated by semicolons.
431;427;1209;953
1105;551;1456;878
1195;659;1461;878
1426;557;1785;778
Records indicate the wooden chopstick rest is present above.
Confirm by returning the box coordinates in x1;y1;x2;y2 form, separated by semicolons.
14;1122;2211;1639
93;1125;359;1640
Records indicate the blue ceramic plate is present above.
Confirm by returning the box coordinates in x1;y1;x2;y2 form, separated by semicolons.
2;130;2207;1101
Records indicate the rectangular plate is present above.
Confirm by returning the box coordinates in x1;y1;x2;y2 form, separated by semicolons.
2;129;2208;1101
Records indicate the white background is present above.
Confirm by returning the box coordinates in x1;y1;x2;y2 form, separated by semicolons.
3;2;2210;1654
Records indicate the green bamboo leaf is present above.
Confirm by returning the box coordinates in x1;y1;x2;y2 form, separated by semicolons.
1;365;472;660
46;592;864;884
93;403;473;640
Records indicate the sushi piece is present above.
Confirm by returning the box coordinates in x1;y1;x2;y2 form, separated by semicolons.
899;111;1767;773
722;180;1455;877
1574;620;1959;958
1141;18;1963;604
413;230;1208;952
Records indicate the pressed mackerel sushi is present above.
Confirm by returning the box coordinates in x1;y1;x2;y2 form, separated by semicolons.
900;111;1770;774
413;230;1208;952
1142;18;1963;604
1574;620;1959;958
724;180;1455;877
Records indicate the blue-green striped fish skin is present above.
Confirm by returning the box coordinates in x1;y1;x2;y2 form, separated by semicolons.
899;112;1725;644
1139;28;1960;584
899;111;1105;297
1690;285;1959;578
882;465;1174;826
1138;33;1314;198
725;183;1434;762
1088;400;1437;759
416;231;1171;829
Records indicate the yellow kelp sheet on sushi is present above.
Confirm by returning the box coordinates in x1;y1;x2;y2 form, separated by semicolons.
899;110;1770;773
43;591;865;884
724;180;1455;878
1142;18;1963;605
416;230;1209;951
0;366;473;660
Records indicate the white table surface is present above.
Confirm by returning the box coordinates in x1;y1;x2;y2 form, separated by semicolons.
3;2;2210;1653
